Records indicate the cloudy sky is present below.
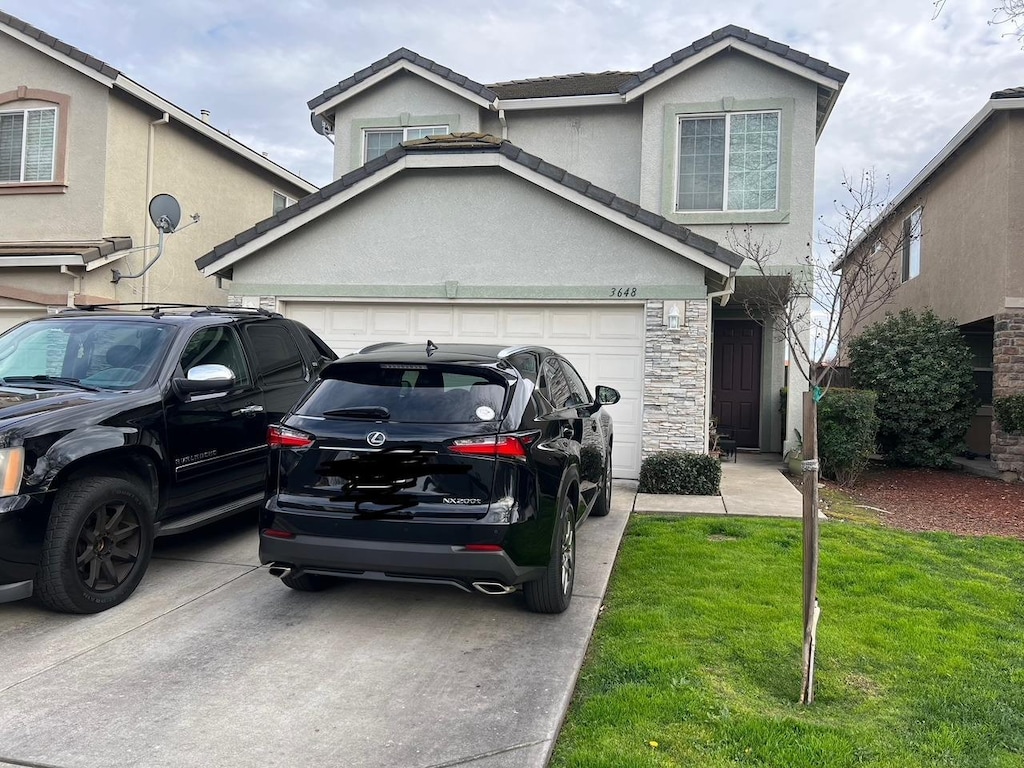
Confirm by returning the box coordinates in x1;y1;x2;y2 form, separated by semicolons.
4;0;1021;234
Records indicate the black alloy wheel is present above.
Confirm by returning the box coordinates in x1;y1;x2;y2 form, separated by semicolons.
36;476;155;613
591;452;614;518
524;493;576;614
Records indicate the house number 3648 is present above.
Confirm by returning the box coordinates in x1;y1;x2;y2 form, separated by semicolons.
609;287;637;297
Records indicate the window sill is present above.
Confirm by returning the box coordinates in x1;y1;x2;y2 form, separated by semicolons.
0;182;68;195
667;209;790;226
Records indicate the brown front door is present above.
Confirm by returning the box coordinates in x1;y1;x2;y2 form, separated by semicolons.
712;320;762;448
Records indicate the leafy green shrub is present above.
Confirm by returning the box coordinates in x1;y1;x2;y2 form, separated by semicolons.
817;388;879;485
639;450;721;495
849;308;976;467
994;393;1024;434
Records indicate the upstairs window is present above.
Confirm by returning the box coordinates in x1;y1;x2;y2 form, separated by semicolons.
272;191;295;214
902;207;922;281
363;125;448;162
0;106;57;183
676;111;779;212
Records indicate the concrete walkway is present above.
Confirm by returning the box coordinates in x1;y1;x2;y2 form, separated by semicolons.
634;451;810;518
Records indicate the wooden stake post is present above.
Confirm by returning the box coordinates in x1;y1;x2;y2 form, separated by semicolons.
800;389;821;704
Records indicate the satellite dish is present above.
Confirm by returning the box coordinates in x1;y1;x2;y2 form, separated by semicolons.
310;113;333;137
149;194;182;234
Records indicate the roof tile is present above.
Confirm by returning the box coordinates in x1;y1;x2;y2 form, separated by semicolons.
610;197;640;217
585;185;615;205
536;161;566;182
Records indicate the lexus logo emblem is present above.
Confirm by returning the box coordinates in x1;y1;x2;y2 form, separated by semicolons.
366;431;386;447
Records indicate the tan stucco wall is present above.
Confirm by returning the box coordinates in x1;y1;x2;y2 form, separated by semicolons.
850;112;1013;332
0;32;109;240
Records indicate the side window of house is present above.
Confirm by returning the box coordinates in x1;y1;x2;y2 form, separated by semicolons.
0;90;68;187
676;111;779;212
180;326;251;387
902;207;922;281
539;358;573;410
243;322;306;385
272;191;294;214
559;359;592;406
363;125;449;162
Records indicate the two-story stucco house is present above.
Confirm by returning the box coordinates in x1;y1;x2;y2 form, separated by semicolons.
838;88;1024;477
0;10;315;331
196;25;847;478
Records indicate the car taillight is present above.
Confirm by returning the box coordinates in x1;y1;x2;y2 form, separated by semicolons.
449;433;534;460
268;425;314;448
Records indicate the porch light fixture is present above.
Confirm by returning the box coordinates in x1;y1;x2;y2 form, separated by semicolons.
667;304;681;330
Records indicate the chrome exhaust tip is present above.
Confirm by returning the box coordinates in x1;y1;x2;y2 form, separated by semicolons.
471;581;516;596
268;564;293;579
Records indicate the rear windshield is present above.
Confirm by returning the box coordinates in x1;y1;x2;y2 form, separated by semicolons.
297;363;509;424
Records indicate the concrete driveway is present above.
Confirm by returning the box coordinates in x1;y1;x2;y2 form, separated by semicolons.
0;485;632;768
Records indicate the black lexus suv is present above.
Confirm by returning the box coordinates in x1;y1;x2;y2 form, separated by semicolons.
0;305;336;613
260;341;619;614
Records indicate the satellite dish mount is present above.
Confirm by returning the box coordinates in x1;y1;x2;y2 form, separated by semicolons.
112;194;200;283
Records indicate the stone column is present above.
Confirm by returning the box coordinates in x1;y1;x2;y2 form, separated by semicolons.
991;310;1024;479
641;299;709;457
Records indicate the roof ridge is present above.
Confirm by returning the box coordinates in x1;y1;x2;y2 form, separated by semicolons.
0;9;120;79
488;70;637;87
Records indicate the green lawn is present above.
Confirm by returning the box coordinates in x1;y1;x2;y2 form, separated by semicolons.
551;517;1024;768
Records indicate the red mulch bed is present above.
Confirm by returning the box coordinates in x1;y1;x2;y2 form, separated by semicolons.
842;467;1024;539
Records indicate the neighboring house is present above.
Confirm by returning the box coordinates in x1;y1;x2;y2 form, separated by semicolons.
837;88;1024;476
0;10;315;331
197;25;847;478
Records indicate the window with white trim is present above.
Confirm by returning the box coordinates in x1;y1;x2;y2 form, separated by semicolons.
363;125;448;162
0;106;57;183
272;191;295;214
676;111;780;212
902;207;922;281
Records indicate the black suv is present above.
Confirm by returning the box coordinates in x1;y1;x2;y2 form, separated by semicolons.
0;305;336;613
260;342;619;614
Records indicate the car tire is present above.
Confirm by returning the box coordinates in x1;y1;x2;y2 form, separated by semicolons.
36;475;155;614
591;453;614;518
524;494;575;614
280;571;332;592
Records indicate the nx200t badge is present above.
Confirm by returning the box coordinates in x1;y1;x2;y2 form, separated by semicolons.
366;431;387;447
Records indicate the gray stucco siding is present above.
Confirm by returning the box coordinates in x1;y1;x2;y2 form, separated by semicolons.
638;50;819;268
229;167;707;297
330;71;484;176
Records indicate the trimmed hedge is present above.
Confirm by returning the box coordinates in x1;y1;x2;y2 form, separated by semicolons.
817;388;879;486
639;450;721;495
849;308;976;467
994;393;1024;434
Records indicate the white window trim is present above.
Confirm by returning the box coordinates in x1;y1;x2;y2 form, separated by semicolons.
674;110;781;214
0;105;58;184
272;190;296;214
361;124;449;164
902;207;923;282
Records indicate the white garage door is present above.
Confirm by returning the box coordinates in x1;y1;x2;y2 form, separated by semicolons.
283;301;646;479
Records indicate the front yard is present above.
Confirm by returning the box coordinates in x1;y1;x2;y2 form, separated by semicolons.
551;515;1024;767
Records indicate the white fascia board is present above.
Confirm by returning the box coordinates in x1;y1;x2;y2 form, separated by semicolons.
0;25;115;87
837;97;1024;267
498;94;624;110
403;153;501;170
623;38;841;103
312;61;497;119
495;156;732;278
84;250;129;271
201;161;407;277
0;255;84;267
115;77;318;195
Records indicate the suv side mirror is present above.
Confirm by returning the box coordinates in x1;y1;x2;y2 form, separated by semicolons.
173;364;235;397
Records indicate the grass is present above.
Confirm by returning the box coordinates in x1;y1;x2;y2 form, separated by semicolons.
551;516;1024;767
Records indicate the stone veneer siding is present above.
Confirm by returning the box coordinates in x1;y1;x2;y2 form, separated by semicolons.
991;310;1024;479
642;299;708;457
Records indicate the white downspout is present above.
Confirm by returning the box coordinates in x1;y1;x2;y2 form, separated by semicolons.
498;109;508;140
143;112;170;303
704;275;736;453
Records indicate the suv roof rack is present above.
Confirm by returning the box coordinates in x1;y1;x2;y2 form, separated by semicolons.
65;303;279;319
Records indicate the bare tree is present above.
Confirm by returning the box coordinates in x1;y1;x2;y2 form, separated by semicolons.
933;0;1024;43
726;169;911;704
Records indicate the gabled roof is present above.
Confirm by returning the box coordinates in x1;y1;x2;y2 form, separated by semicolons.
196;132;742;278
310;25;847;135
0;11;316;195
992;87;1024;99
308;48;498;114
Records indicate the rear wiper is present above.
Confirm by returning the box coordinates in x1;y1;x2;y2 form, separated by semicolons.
322;406;391;420
0;375;100;392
